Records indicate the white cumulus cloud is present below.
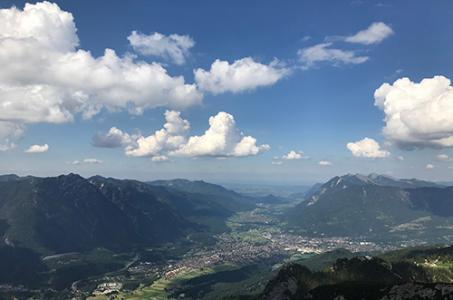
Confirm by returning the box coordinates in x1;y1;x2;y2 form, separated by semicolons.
318;160;332;166
298;43;368;69
125;110;189;158
163;110;190;134
345;22;394;45
194;57;289;94
282;150;304;160
173;112;270;157
128;31;194;65
25;143;49;153
0;2;202;145
347;137;390;158
374;76;453;149
100;111;269;159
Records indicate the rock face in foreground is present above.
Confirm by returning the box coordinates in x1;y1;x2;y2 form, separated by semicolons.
382;283;453;300
259;246;453;300
261;267;453;299
260;264;312;300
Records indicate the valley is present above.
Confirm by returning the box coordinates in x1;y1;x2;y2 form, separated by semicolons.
2;173;453;299
74;204;419;299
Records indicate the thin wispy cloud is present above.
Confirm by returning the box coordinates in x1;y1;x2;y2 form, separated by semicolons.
299;22;392;69
298;43;368;69
345;22;393;45
318;160;332;166
71;158;103;165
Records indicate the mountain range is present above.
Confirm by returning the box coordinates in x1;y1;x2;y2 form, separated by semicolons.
2;171;453;296
286;173;453;242
0;174;256;256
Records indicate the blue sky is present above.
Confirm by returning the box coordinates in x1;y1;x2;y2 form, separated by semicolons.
0;0;453;184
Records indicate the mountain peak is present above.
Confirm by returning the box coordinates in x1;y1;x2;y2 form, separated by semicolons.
305;173;442;206
326;173;374;189
325;173;439;190
56;173;85;182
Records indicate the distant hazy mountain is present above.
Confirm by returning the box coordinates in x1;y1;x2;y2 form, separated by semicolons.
286;174;453;241
150;178;239;195
221;182;313;198
149;178;255;211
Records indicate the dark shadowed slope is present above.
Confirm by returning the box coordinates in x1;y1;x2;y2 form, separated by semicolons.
0;174;258;255
260;245;453;300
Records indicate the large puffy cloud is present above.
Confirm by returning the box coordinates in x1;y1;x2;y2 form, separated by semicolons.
125;110;189;157
0;44;202;123
0;1;78;52
128;31;194;65
298;43;368;69
194;57;289;94
345;22;394;45
347;137;390;158
0;2;202;147
93;110;188;158
374;76;453;148
25;143;49;153
100;111;269;159
172;112;270;157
